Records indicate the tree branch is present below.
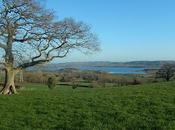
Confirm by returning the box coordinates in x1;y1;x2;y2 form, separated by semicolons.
17;59;50;69
0;43;6;49
0;0;99;70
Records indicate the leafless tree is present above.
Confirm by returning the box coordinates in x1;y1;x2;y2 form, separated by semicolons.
0;0;99;94
156;64;175;82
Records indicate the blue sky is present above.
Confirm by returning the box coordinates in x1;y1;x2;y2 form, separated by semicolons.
46;0;175;62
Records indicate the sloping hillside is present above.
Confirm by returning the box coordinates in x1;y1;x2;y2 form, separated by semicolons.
0;82;174;129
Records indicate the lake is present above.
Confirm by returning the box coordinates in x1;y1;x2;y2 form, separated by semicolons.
29;66;146;74
76;66;146;74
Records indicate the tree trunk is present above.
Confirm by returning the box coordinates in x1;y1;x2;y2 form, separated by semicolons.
19;70;24;83
0;67;18;95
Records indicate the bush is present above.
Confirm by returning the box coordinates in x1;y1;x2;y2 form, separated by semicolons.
72;81;79;89
131;77;141;85
97;80;106;87
47;77;57;89
117;78;129;86
90;81;101;88
24;72;49;83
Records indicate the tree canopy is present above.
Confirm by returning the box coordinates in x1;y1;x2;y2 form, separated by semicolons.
156;64;175;81
0;0;99;68
0;0;99;94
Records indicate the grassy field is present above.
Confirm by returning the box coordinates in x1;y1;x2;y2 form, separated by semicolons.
0;82;175;130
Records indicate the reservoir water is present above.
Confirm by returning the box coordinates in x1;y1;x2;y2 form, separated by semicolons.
76;66;146;74
29;66;146;74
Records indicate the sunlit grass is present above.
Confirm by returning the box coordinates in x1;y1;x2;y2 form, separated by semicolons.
0;82;175;129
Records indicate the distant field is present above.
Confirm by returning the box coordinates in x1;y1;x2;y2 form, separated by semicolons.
0;82;175;130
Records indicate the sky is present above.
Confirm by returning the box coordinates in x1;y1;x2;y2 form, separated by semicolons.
46;0;175;62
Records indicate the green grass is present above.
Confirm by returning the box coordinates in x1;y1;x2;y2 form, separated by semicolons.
0;82;175;130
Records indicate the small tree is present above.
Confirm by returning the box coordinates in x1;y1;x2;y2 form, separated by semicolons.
156;64;175;81
131;77;141;85
47;77;56;89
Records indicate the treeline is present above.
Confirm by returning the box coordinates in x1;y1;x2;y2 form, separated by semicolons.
22;63;175;87
1;63;175;89
19;70;153;87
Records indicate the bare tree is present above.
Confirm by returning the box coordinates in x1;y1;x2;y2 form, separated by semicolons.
155;64;175;82
0;0;99;94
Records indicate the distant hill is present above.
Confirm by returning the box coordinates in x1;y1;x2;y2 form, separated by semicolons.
27;61;175;72
47;61;175;68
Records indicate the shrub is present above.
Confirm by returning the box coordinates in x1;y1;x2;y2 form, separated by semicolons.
117;78;129;86
47;77;57;89
72;81;79;89
24;72;47;83
97;80;106;87
90;81;101;88
131;77;141;85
